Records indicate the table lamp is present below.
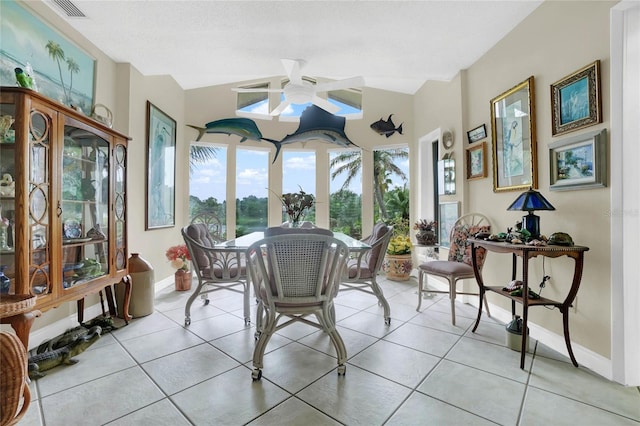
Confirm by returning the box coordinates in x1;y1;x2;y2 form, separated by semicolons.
507;187;555;238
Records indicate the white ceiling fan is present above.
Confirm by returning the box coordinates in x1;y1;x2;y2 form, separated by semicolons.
233;59;365;116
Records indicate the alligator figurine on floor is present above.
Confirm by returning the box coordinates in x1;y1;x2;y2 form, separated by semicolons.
28;326;102;379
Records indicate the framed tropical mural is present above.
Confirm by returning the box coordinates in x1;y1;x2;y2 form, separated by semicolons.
0;0;95;111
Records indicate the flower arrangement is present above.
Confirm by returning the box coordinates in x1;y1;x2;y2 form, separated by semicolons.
413;219;437;232
281;187;315;225
387;235;412;255
166;244;191;271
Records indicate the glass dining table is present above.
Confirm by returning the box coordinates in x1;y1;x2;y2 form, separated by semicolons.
215;231;371;252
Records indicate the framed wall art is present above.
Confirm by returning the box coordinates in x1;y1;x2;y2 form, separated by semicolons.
490;76;538;193
146;101;176;230
438;201;460;248
551;60;601;136
467;124;487;144
549;129;607;191
0;1;95;111
466;141;487;180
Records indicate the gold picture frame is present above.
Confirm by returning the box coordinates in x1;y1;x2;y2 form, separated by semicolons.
551;60;601;136
490;76;537;192
466;141;487;180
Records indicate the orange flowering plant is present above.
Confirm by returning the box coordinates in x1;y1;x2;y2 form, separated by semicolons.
165;244;191;271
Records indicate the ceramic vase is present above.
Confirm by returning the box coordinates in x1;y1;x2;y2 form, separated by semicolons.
384;254;413;281
174;269;192;291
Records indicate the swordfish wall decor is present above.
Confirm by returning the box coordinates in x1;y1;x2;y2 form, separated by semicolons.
188;104;359;164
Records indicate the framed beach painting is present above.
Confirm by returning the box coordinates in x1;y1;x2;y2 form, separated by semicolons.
549;129;607;191
490;76;538;193
551;60;601;136
146;101;176;230
0;0;95;110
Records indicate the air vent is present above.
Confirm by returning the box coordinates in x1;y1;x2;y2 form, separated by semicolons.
52;0;86;17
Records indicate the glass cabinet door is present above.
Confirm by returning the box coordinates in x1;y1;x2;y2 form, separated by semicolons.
61;124;110;289
0;102;16;294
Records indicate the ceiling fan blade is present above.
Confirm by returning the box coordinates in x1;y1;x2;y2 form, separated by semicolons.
315;76;365;93
232;87;282;93
282;59;305;84
311;95;341;114
270;99;292;116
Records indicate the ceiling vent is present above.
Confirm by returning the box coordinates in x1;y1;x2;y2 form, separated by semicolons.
52;0;86;17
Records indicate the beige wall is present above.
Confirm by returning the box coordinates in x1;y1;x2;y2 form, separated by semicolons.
18;0;618;369
412;1;615;358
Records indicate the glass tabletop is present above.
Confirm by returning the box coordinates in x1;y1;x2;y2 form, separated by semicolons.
216;231;370;252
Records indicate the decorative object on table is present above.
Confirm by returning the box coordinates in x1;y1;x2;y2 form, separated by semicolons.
0;173;15;197
187;117;277;143
1;1;96;109
232;58;364;117
86;223;107;240
413;219;437;246
27;326;102;379
466;141;487;180
275;105;359;163
490;76;537;192
0;115;14;142
1;331;31;426
280;187;315;227
467;123;487;144
146;101;176;230
548;232;574;246
384;233;412;281
91;103;113;128
507;187;556;239
551;60;601;136
116;253;155;318
370;114;403;137
549;129;607;191
166;244;192;291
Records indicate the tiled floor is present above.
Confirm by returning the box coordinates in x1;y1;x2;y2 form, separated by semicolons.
20;276;640;425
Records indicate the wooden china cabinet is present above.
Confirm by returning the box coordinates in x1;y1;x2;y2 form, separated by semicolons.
0;87;131;325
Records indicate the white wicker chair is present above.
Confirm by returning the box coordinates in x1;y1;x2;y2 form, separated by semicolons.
246;231;349;380
181;224;250;326
341;222;394;325
416;213;492;325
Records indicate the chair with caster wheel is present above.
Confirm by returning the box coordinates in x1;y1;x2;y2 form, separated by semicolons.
246;229;349;381
340;222;394;325
416;213;492;325
181;224;250;327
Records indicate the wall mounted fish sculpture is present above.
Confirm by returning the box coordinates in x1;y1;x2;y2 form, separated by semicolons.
270;105;359;163
370;114;403;138
187;118;278;144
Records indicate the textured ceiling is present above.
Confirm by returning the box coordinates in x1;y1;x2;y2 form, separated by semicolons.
43;0;542;94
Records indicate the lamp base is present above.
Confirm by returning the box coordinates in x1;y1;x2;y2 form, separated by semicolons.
521;212;540;239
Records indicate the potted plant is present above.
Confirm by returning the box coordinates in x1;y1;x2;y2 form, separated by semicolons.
166;244;192;291
384;218;413;281
414;219;437;246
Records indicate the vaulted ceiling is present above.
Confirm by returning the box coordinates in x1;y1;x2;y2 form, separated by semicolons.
44;0;542;94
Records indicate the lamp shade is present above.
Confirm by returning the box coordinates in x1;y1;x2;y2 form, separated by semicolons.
507;188;555;212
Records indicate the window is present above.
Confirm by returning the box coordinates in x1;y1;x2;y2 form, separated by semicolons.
189;144;227;238
236;148;269;236
372;147;410;225
329;149;362;238
282;150;316;223
236;83;269;119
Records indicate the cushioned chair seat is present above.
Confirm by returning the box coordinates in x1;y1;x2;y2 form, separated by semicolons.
418;260;473;276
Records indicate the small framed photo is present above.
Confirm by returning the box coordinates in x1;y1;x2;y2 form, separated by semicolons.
467;124;487;144
490;76;538;192
466;141;487;180
551;60;601;136
549;129;607;191
146;101;176;230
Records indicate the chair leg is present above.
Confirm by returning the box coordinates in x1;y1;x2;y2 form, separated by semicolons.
417;270;424;312
320;304;347;375
252;308;277;371
243;280;251;326
184;280;206;326
370;278;391;325
449;279;456;326
483;293;491;318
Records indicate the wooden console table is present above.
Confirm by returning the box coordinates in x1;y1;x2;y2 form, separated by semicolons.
469;238;589;369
